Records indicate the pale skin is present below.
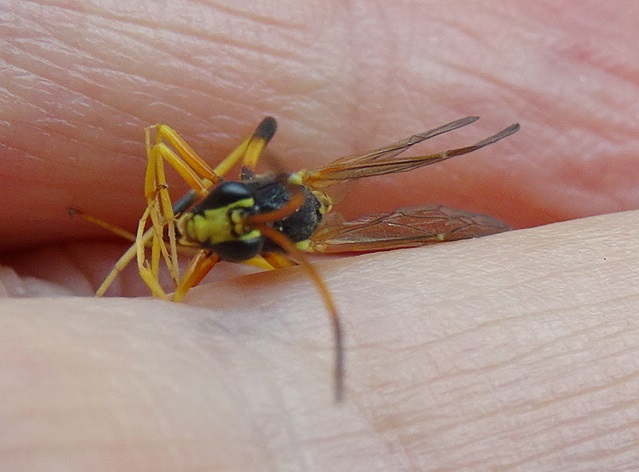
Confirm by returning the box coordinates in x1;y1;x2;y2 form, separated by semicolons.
2;1;639;470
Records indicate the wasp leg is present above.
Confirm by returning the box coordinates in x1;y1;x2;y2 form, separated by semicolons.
146;126;215;197
141;121;272;288
96;236;146;296
136;202;173;299
171;252;280;301
93;189;175;299
173;251;220;302
148;117;278;190
94;130;195;297
150;117;279;301
71;207;202;297
261;252;297;269
137;124;240;298
93;220;201;298
239;116;278;176
97;118;279;299
172;253;282;301
142;143;180;288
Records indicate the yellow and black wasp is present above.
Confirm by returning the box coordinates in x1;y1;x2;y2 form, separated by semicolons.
74;116;519;400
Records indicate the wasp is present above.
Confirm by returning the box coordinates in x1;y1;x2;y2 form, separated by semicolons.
74;116;519;401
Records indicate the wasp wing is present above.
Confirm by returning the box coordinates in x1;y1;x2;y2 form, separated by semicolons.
309;206;509;253
301;118;519;188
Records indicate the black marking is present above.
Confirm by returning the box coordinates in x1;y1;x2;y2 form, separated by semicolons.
172;189;199;215
254;116;278;142
193;181;254;214
244;177;323;245
210;237;264;262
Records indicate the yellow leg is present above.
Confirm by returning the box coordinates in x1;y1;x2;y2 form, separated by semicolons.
156;118;279;300
261;252;297;269
241;116;277;171
141;118;279;300
173;251;220;302
135;203;171;299
243;254;284;270
153;125;218;183
96;118;279;299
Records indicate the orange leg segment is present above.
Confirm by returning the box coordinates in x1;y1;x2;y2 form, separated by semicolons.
95;118;279;299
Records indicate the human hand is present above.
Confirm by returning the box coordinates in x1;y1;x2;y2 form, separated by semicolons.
2;1;639;470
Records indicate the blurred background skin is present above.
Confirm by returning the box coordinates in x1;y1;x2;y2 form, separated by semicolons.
2;1;639;471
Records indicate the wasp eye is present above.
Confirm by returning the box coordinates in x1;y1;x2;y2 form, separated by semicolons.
196;181;253;212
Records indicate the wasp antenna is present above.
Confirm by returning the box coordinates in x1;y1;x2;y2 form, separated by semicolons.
406;116;480;145
258;224;345;402
68;208;137;242
474;123;520;148
445;122;520;158
245;184;345;401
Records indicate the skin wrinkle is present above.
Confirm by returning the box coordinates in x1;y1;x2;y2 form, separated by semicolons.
10;8;300;128
195;0;305;30
347;285;639;467
506;419;639;470
76;1;305;67
416;396;631;469
254;399;306;471
0;4;632;227
5;66;143;146
422;377;638;457
4;1;639;470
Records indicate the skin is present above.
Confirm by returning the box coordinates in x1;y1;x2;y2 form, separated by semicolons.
2;0;639;470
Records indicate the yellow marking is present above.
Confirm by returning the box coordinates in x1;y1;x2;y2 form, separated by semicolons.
186;211;232;245
262;252;296;268
287;172;303;185
239;229;261;241
312;190;333;215
290;173;331;214
295;239;311;251
182;198;256;246
243;255;278;270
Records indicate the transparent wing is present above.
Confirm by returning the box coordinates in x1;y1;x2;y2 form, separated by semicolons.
309;205;510;253
301;118;520;188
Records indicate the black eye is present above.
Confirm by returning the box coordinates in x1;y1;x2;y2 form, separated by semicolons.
195;181;253;213
211;237;264;262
